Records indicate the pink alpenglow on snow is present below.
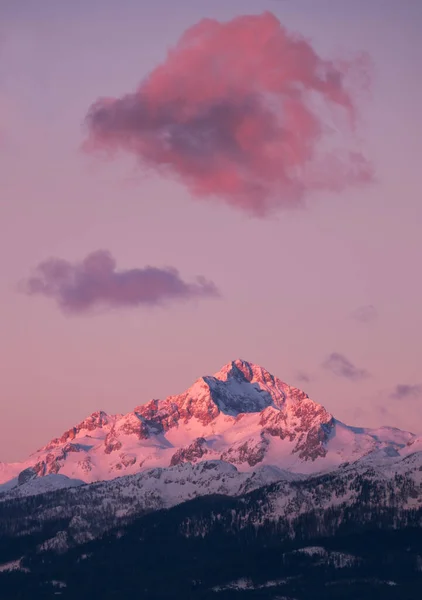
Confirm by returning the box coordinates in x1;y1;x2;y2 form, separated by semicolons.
22;250;219;314
84;12;373;217
0;359;417;488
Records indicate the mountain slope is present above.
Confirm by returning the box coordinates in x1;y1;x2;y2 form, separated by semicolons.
0;360;416;491
1;449;421;557
1;451;422;599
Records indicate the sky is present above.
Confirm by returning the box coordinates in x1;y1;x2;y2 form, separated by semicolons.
1;0;421;462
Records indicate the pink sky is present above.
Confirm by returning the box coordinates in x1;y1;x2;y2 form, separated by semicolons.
1;0;421;462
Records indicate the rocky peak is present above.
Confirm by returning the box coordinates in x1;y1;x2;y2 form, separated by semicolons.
39;410;113;452
76;410;111;431
202;360;307;417
18;361;349;484
213;359;276;386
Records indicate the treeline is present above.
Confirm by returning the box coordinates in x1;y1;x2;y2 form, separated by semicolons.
1;488;421;599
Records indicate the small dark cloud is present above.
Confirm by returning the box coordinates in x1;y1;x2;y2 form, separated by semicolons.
21;250;219;314
322;352;370;381
350;304;377;324
389;384;422;401
377;404;391;417
296;371;312;384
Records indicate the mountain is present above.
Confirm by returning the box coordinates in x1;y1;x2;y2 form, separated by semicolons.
0;360;416;492
0;360;421;598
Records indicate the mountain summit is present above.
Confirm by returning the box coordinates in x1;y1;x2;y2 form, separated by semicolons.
0;360;415;486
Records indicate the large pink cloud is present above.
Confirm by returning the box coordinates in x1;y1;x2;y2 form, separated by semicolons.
84;12;373;216
22;250;219;314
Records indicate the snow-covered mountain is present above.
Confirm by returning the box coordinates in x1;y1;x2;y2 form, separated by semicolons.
1;360;420;599
0;360;417;491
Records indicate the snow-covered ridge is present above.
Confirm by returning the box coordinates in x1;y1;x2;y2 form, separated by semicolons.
0;359;417;492
1;451;421;558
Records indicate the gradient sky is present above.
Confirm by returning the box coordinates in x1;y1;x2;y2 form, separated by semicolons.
1;0;421;462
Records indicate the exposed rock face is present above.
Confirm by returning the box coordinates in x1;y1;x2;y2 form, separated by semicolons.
258;396;335;462
77;411;111;432
18;467;38;486
104;433;122;455
63;443;83;454
170;438;209;466
120;453;137;468
77;457;93;474
220;435;269;467
43;411;111;450
134;400;179;432
32;451;66;477
116;413;149;439
136;381;221;430
294;420;335;460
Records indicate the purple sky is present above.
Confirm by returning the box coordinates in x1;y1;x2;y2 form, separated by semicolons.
1;0;421;461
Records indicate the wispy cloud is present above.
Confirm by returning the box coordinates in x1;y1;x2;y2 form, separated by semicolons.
21;250;219;314
84;12;372;217
322;352;370;381
296;371;312;384
389;384;422;400
350;304;377;323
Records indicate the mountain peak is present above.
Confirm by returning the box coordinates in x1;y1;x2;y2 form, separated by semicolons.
201;359;310;418
213;359;276;386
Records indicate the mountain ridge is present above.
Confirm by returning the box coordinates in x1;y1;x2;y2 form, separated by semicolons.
0;359;416;490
